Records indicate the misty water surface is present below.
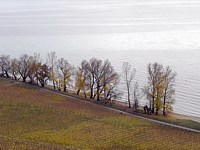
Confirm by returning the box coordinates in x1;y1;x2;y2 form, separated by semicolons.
0;0;200;117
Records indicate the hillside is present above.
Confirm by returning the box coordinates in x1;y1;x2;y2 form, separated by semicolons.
0;78;200;149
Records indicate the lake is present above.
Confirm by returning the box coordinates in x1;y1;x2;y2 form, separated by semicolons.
0;0;200;117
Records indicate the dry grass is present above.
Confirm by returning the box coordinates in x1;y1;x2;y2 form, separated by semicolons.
0;78;200;149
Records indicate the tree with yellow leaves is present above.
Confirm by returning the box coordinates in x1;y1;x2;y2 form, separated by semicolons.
57;58;73;92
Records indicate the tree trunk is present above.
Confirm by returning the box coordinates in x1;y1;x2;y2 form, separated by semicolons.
128;88;131;108
53;80;56;90
156;108;158;115
5;71;10;78
149;101;152;115
84;90;87;98
77;89;80;95
90;85;93;99
64;85;66;92
90;77;95;99
41;83;44;87
163;107;166;116
97;84;100;101
13;74;17;80
152;95;155;113
163;90;167;116
63;77;66;92
151;84;156;113
110;99;112;106
23;77;26;82
128;99;131;108
29;76;34;84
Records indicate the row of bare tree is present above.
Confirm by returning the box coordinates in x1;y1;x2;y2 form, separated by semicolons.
0;52;176;115
0;53;50;87
0;52;120;102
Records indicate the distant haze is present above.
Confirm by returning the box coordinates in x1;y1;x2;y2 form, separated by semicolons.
0;0;200;117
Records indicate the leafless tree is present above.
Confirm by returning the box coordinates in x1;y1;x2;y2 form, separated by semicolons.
133;82;141;111
122;62;136;108
87;58;102;99
0;55;11;78
57;58;73;92
18;54;32;82
47;51;57;90
75;58;120;102
10;58;19;80
36;64;50;87
104;77;121;106
100;60;119;101
93;59;103;101
162;66;176;115
28;53;42;84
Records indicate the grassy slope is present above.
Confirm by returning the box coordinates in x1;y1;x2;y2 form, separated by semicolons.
126;109;200;131
0;79;200;149
62;89;200;131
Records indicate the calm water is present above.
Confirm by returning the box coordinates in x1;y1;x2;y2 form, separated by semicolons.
0;0;200;117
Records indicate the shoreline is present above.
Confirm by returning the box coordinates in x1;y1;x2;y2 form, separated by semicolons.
169;112;200;123
113;100;200;123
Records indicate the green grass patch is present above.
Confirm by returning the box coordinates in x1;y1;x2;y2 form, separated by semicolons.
172;119;200;130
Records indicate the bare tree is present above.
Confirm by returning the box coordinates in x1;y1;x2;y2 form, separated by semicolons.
87;58;101;99
75;58;120;102
36;64;50;87
162;66;176;115
57;58;73;92
122;62;136;108
28;53;42;84
133;82;141;111
101;60;119;101
0;55;11;78
104;77;121;106
93;59;103;101
10;58;19;80
47;52;57;90
146;63;163;113
55;76;62;91
18;54;33;82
